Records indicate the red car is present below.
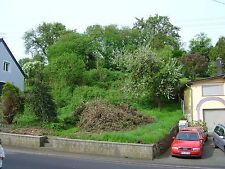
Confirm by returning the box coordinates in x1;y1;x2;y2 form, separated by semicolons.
170;130;204;158
181;127;208;143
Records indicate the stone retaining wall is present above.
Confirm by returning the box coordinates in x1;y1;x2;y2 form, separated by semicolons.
0;132;46;148
0;125;178;159
52;138;158;160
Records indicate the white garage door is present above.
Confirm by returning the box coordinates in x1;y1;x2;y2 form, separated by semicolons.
204;109;225;133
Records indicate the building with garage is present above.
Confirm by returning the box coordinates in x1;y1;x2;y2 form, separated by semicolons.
183;75;225;133
183;58;225;133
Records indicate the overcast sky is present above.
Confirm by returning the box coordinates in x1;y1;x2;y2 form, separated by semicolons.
1;0;225;60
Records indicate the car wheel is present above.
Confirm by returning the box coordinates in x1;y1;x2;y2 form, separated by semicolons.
213;139;218;148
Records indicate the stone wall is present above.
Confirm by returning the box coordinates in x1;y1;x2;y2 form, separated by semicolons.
52;138;157;160
0;132;46;148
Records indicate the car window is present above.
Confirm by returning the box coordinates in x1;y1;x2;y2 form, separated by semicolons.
214;126;220;132
176;132;199;141
219;128;225;136
214;126;221;135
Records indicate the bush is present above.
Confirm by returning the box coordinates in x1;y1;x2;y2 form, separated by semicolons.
0;82;24;124
27;80;57;123
190;120;208;132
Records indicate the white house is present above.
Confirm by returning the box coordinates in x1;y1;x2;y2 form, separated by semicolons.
0;38;25;93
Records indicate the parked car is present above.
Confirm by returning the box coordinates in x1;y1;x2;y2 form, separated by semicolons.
181;127;208;142
170;130;204;158
213;124;225;153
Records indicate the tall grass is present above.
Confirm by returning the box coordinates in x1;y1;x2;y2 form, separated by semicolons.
57;105;183;144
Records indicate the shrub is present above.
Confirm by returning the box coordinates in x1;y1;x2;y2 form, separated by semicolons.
190;120;208;132
27;80;57;123
0;82;24;124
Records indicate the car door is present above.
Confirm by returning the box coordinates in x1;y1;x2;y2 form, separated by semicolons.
218;127;225;150
213;126;221;147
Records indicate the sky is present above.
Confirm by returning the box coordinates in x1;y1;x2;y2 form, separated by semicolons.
1;0;225;61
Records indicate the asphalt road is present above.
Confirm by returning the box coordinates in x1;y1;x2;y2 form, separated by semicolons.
2;137;225;169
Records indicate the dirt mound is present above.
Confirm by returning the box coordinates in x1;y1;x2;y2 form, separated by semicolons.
78;100;154;132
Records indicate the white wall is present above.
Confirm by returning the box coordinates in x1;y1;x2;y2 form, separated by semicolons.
0;41;24;91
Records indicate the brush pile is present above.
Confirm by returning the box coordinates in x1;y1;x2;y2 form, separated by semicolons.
78;100;154;132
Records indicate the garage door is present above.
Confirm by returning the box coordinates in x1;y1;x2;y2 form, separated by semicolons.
204;109;225;133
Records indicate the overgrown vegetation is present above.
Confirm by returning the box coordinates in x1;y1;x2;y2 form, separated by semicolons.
1;14;224;144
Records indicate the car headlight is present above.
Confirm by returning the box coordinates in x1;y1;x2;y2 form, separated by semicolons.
171;147;179;150
192;148;200;151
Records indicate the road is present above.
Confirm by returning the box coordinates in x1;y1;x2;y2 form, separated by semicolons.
3;143;225;169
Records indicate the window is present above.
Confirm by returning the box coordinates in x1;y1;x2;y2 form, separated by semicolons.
219;128;225;136
214;126;225;136
3;61;10;72
202;83;224;96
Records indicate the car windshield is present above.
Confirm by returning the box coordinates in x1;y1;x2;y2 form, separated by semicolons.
176;132;199;141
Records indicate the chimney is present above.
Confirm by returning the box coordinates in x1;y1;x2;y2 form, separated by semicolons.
216;57;223;76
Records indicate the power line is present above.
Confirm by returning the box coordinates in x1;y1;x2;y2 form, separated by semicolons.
212;0;225;5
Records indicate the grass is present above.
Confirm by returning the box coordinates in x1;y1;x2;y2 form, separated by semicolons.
52;104;183;144
3;103;183;144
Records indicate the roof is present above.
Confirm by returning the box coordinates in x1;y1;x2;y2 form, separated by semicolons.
0;38;25;77
187;75;225;85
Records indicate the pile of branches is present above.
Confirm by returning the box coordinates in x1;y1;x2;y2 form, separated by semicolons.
78;100;154;132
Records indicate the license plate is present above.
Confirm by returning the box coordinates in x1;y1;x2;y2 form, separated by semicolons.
180;152;190;155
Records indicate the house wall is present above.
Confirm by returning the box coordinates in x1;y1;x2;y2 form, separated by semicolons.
190;78;225;122
184;87;192;122
0;41;24;91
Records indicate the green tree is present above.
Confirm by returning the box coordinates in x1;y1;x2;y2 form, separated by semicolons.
47;32;97;69
18;57;33;68
189;33;212;58
23;22;69;61
22;61;44;80
23;61;57;122
85;24;139;68
179;54;208;80
1;83;24;124
209;37;225;62
47;53;85;86
133;14;180;50
117;46;182;107
208;37;225;75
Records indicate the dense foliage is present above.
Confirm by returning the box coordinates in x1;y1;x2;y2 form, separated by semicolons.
8;14;224;141
23;61;57;122
0;83;24;124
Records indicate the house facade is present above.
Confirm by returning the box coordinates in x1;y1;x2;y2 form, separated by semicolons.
184;76;225;133
0;38;25;93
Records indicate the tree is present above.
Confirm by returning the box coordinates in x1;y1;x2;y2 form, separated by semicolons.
23;22;69;61
47;32;97;69
85;24;140;68
189;33;212;58
23;61;57;122
22;61;45;80
47;53;86;86
209;37;225;62
116;46;182;107
133;15;180;50
1;83;24;124
179;54;208;80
